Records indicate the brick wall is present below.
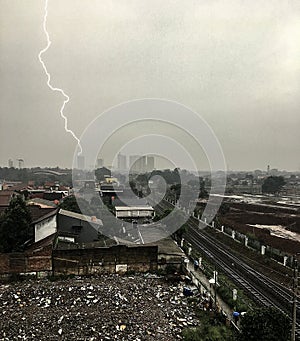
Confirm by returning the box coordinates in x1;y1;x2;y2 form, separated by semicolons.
0;242;158;276
53;245;158;275
0;235;54;275
0;253;26;274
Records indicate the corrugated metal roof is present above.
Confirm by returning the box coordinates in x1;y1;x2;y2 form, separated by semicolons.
27;198;58;208
58;209;103;225
32;208;58;224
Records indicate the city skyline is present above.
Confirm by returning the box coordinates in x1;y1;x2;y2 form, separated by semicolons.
0;1;299;171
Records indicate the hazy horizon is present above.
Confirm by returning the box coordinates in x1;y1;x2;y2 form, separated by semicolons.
1;1;299;171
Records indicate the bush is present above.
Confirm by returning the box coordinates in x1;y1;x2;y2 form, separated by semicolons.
239;307;290;341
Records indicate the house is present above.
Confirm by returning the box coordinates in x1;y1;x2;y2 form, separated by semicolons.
33;209;58;243
33;209;103;244
57;209;103;243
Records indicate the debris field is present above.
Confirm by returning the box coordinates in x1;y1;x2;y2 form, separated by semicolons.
0;274;199;340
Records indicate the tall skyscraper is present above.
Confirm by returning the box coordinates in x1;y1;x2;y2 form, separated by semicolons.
129;155;140;172
97;158;104;168
117;153;127;170
129;155;148;173
141;156;147;172
77;155;85;169
17;159;24;169
146;156;155;172
8;159;13;168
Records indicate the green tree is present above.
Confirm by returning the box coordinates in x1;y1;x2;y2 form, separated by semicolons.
0;196;32;253
182;310;234;341
59;196;93;215
187;179;200;189
239;307;290;341
95;167;111;182
129;174;150;197
184;177;208;199
262;176;286;194
183;325;233;341
150;168;180;184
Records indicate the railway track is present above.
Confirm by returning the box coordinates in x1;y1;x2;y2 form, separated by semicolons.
150;198;300;336
186;227;300;337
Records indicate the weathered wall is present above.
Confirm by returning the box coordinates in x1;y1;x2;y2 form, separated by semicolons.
53;245;158;275
0;242;158;276
35;215;57;242
0;235;54;275
0;253;25;274
57;214;99;243
0;252;52;275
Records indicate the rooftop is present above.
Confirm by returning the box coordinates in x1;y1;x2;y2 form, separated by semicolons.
32;208;58;224
0;191;13;206
59;209;103;226
27;197;58;208
115;206;154;211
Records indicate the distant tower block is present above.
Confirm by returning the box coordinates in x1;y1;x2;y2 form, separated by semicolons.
117;153;127;170
8;159;13;168
77;155;85;169
17;159;24;169
129;155;140;173
141;156;147;173
147;156;155;172
97;158;104;168
267;165;270;174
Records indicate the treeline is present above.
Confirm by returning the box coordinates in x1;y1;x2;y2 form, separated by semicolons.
0;167;73;186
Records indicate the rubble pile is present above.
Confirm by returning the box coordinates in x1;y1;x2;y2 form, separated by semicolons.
0;275;199;340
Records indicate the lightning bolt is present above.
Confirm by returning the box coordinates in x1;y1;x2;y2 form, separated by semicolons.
38;0;82;155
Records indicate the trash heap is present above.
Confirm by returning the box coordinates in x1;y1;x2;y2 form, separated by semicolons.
0;274;199;340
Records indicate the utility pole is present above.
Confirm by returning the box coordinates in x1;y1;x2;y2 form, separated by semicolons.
291;258;298;341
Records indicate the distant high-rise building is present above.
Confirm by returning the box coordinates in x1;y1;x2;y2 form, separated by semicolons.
117;153;127;170
129;155;140;172
140;156;147;173
130;155;147;173
146;156;155;171
8;159;13;168
267;165;270;174
97;158;104;168
17;159;24;169
77;155;85;169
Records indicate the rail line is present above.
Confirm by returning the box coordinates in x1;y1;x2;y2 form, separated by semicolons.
151;198;300;335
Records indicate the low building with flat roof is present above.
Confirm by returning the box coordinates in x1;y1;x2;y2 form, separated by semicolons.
115;205;154;219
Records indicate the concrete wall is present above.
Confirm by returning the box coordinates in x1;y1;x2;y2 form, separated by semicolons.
35;215;57;242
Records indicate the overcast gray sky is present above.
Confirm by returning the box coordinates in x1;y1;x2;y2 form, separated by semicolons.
0;0;299;171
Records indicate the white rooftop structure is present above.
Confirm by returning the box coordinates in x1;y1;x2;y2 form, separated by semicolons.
115;205;154;218
59;209;103;226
